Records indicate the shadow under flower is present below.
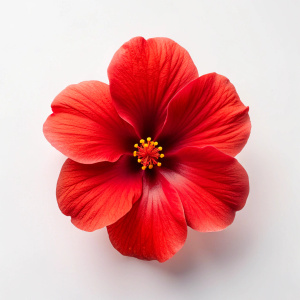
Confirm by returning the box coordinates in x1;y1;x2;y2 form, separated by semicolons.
146;223;254;278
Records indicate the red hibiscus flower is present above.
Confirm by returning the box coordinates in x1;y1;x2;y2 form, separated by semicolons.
43;37;251;262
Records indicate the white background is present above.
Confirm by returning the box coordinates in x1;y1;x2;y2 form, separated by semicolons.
1;0;299;299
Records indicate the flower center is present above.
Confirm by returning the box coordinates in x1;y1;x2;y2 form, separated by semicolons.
133;137;164;170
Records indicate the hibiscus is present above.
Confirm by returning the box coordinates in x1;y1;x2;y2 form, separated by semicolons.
43;37;251;262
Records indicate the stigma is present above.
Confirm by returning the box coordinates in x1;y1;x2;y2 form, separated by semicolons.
133;137;164;170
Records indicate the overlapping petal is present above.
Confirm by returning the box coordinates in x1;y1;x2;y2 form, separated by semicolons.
158;73;251;156
56;155;142;232
108;37;199;138
43;81;137;164
107;172;187;262
161;146;249;232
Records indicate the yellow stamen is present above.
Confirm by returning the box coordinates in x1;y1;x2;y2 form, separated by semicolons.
134;137;165;169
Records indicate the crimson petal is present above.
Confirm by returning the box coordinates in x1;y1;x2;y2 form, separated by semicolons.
43;81;137;164
158;73;251;156
107;172;187;262
161;146;249;232
108;37;199;138
56;155;142;232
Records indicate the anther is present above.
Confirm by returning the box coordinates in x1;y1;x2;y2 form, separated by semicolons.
134;138;164;169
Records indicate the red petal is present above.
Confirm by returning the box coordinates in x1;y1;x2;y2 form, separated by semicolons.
43;81;137;164
161;146;249;232
107;172;187;262
158;73;251;156
57;155;142;232
108;37;198;138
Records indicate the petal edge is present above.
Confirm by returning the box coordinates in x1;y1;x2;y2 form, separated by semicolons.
158;73;251;157
108;37;199;138
161;146;249;232
57;155;143;231
107;172;187;262
43;81;137;164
